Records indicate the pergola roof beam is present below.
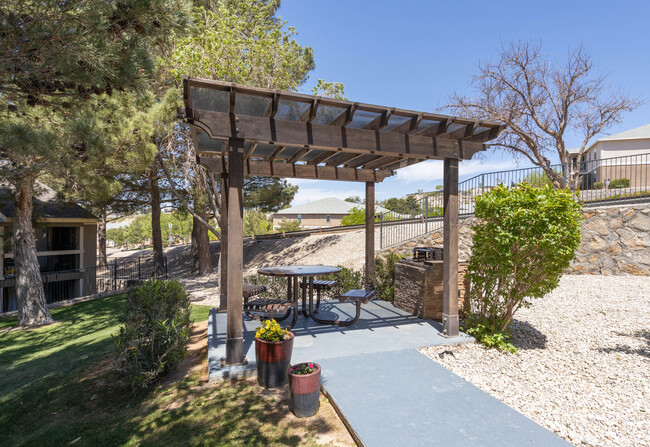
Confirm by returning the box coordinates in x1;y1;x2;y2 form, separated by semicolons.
306;150;339;165
344;154;377;169
325;152;362;167
191;109;482;160
299;98;320;123
329;103;358;127
264;145;286;162
412;117;452;137
362;155;401;170
390;114;422;134
184;77;503;128
244;142;258;160
286;147;311;164
362;109;393;131
199;156;392;182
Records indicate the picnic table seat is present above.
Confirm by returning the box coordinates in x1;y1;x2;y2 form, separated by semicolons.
300;279;336;312
243;284;298;329
310;287;376;327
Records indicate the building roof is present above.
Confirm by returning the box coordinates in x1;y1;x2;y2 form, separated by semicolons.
275;197;389;215
0;181;97;222
600;124;650;141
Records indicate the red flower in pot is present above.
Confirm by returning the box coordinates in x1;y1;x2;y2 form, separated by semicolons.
288;362;321;418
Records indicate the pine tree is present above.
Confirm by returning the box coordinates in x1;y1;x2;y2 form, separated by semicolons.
0;0;190;326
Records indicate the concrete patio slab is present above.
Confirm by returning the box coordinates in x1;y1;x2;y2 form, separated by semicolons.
207;300;572;446
208;300;473;380
321;349;572;447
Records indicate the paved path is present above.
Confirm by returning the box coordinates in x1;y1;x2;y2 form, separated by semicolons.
208;301;572;447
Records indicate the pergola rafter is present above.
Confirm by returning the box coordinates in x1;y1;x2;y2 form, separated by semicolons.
181;77;505;366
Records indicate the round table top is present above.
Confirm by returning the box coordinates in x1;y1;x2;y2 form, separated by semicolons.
257;265;341;277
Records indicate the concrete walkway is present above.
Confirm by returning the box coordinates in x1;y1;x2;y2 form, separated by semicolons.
208;301;572;447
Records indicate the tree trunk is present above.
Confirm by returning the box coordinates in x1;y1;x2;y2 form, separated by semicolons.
191;191;213;276
149;170;165;276
13;175;54;326
97;206;108;268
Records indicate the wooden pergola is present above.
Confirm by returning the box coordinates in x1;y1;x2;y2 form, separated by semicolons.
181;77;504;365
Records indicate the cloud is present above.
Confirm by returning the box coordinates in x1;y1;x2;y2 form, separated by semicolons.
394;158;520;184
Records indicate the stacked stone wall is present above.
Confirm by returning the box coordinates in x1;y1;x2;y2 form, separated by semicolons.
379;205;650;276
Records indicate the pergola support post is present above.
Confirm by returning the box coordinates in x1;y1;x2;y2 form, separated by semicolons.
225;138;245;365
442;158;459;337
219;173;228;311
365;181;375;282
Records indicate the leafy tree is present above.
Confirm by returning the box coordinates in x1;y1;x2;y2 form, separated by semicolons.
160;0;322;278
382;196;422;215
168;208;194;244
276;218;302;233
345;196;363;204
447;42;640;190
341;207;365;226
244;178;298;212
465;184;582;352
341;207;381;226
243;210;271;236
0;0;188;326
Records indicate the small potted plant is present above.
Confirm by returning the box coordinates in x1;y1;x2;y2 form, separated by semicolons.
255;319;294;388
288;362;321;418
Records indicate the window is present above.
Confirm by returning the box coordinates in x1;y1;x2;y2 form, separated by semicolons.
297;214;302;221
326;215;331;223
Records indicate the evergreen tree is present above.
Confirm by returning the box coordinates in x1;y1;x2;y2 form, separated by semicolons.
0;0;189;326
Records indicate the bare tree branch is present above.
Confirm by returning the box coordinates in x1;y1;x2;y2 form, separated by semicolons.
446;41;642;189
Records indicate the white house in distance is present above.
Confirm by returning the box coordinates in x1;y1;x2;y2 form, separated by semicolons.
568;123;650;188
272;197;389;229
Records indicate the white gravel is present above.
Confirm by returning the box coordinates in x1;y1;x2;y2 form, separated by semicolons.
421;275;650;447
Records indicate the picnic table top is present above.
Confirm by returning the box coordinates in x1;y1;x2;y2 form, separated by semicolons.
257;265;341;277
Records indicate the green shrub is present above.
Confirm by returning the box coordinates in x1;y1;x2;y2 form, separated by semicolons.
243;273;287;299
593;182;603;190
112;280;192;390
371;252;402;302
320;266;363;299
466;183;582;352
608;178;630;189
276;217;302;232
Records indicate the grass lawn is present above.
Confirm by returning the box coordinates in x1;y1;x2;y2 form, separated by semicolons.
0;295;351;447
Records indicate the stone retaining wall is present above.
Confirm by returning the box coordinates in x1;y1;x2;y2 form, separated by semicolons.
379;205;650;276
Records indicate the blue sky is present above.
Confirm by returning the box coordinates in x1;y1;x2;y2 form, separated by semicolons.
276;0;650;205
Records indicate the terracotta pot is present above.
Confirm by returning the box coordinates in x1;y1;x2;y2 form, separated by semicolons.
288;363;321;418
255;332;294;388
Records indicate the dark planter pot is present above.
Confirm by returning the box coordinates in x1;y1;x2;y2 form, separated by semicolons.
288;363;321;418
255;332;294;388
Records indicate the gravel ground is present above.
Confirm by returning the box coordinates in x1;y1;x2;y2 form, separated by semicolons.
421;275;650;447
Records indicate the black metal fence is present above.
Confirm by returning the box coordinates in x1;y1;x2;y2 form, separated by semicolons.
378;152;650;248
0;256;168;312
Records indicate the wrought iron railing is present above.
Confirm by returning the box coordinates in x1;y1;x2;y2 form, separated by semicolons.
0;256;168;312
378;152;650;248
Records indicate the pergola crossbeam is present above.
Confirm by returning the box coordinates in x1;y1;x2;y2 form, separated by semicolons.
199;156;392;182
286;147;311;164
191;109;483;160
244;142;258;160
306;150;339;165
329;103;358;127
264;145;286;162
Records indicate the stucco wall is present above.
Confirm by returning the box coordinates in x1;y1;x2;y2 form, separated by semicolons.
379;205;650;276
